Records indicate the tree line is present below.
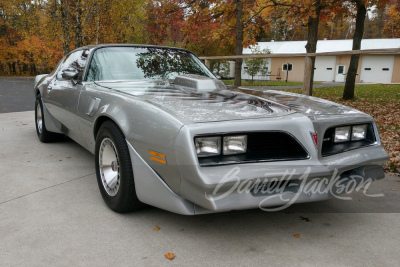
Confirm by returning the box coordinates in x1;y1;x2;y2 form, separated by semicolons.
0;0;399;97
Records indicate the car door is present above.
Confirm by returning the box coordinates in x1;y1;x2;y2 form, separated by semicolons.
44;49;89;145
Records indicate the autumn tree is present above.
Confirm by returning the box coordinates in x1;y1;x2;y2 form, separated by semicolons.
343;0;367;100
262;2;392;41
260;0;342;95
0;0;396;77
259;4;309;42
301;0;322;96
363;5;387;39
244;47;270;82
212;60;231;78
383;1;400;38
0;0;52;75
176;0;274;86
145;0;186;47
343;0;391;100
45;0;146;54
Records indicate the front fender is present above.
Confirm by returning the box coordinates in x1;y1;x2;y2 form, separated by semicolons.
33;74;50;96
77;84;185;194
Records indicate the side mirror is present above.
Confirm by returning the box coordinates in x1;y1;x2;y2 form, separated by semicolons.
61;70;78;80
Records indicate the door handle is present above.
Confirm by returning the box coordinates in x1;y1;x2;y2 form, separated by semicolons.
48;86;53;91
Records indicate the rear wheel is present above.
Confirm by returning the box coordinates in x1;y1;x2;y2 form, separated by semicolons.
35;94;63;142
95;120;142;213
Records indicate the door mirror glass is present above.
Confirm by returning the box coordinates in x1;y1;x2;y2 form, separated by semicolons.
57;50;89;82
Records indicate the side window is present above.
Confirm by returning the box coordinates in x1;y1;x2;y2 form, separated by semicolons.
57;50;89;81
86;50;106;82
86;51;99;82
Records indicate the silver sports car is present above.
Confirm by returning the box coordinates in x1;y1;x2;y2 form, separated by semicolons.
33;44;389;214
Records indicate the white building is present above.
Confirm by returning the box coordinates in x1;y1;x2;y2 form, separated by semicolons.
241;39;400;83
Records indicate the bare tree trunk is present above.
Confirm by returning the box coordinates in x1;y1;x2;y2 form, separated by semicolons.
234;0;244;87
302;1;322;96
376;7;384;38
343;0;366;100
96;10;99;45
31;63;37;75
75;0;83;48
12;61;16;75
60;0;71;55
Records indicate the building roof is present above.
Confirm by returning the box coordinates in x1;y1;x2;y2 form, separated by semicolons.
243;39;400;54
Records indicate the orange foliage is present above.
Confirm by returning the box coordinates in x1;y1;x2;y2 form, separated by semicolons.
0;0;397;76
383;1;400;38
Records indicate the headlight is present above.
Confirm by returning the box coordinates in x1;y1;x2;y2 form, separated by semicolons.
351;124;367;140
195;137;221;157
334;126;351;143
223;135;247;155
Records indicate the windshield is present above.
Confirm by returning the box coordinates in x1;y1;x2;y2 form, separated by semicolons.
86;47;215;82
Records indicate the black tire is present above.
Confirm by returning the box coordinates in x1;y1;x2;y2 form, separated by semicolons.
95;120;142;213
35;94;64;143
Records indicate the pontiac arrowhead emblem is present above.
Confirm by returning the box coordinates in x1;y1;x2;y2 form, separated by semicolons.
310;132;318;149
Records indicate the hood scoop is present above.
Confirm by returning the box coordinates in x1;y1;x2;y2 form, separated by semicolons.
173;74;227;93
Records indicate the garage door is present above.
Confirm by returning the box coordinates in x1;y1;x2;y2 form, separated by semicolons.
314;56;336;82
360;55;394;83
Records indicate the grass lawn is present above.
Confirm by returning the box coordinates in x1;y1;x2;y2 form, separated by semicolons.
222;80;321;86
239;84;400;173
280;84;400;103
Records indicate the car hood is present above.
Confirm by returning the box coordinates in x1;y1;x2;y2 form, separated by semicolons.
95;80;362;123
239;89;363;116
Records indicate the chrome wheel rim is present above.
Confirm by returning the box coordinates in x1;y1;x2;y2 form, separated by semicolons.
99;138;120;196
36;102;43;134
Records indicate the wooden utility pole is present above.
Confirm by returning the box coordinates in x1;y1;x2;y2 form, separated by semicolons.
234;0;244;87
302;0;322;96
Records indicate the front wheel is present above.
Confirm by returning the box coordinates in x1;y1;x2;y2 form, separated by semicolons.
95;121;142;213
35;94;63;142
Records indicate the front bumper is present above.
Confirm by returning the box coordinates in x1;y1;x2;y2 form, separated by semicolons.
127;115;389;215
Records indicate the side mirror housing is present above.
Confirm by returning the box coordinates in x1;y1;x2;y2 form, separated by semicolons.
61;70;78;80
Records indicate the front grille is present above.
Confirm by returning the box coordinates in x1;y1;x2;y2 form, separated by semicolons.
246;132;309;160
198;131;309;166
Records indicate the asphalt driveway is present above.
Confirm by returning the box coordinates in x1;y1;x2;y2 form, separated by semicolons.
0;78;399;266
0;77;35;113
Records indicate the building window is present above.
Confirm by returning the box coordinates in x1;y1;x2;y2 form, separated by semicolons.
338;66;345;74
327;68;333;70
364;68;371;71
283;63;293;71
382;68;389;71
